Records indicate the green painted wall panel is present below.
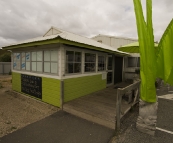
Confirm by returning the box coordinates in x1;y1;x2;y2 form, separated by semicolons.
64;74;106;102
12;72;60;107
42;77;61;107
12;72;21;92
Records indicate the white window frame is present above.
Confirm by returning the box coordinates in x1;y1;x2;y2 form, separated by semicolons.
13;52;21;70
65;50;82;74
31;51;43;72
84;52;96;73
43;49;58;75
97;55;106;72
127;57;140;68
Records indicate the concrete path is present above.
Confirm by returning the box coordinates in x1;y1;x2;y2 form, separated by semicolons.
0;111;114;143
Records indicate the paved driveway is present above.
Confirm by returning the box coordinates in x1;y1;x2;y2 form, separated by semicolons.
0;111;114;143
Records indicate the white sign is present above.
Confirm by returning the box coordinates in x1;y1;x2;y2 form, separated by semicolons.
102;73;107;80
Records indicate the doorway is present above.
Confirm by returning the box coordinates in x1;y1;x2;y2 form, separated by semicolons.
114;56;123;84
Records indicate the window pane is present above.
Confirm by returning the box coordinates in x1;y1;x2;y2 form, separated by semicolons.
108;56;112;70
37;51;42;61
51;63;57;74
16;61;20;70
51;50;58;61
16;53;20;61
44;62;50;73
85;53;90;62
32;62;36;71
21;62;26;70
85;63;95;72
37;62;42;72
13;62;17;69
44;51;50;61
74;63;81;73
32;52;36;61
26;52;30;61
22;52;25;61
85;53;96;62
75;52;81;62
98;63;105;71
66;51;74;62
128;57;136;67
90;54;96;62
66;63;73;73
98;56;105;71
26;62;30;70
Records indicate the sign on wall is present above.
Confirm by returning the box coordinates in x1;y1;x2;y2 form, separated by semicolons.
21;74;42;99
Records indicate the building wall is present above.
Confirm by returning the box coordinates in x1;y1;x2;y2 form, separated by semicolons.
64;74;106;102
12;72;61;107
92;35;137;49
0;62;11;74
12;72;21;92
11;44;108;107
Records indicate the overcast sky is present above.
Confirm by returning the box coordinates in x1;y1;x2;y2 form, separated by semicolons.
0;0;172;47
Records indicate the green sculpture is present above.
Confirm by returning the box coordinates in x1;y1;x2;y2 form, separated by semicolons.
133;0;173;102
133;0;173;135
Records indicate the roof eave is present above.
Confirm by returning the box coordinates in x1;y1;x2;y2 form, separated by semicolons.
2;37;128;56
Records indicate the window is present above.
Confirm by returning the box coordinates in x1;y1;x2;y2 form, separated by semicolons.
31;51;42;72
108;56;113;70
127;57;140;67
85;53;96;72
21;52;31;71
21;52;26;70
26;52;31;70
66;51;81;73
44;50;58;74
13;53;21;70
98;56;106;71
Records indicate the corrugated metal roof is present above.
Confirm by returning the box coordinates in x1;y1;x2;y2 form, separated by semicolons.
2;27;127;55
92;34;138;41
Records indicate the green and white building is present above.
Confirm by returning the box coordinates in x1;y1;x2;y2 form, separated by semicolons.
2;27;127;107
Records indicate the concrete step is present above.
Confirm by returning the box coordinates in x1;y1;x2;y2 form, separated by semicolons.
63;104;115;129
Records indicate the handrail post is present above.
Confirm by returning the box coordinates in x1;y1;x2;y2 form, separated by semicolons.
116;89;121;131
60;80;64;110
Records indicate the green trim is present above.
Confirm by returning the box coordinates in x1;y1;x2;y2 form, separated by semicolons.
3;39;60;50
2;37;127;56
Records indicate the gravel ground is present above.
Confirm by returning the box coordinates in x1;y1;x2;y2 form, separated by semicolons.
0;75;59;138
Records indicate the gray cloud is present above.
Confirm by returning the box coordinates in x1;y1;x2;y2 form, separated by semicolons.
0;0;172;47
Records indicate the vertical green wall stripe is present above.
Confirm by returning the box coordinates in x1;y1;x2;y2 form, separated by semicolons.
12;72;21;92
42;77;61;107
64;74;106;102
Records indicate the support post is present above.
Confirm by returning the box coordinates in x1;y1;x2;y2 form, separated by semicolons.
60;80;64;110
116;89;121;131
